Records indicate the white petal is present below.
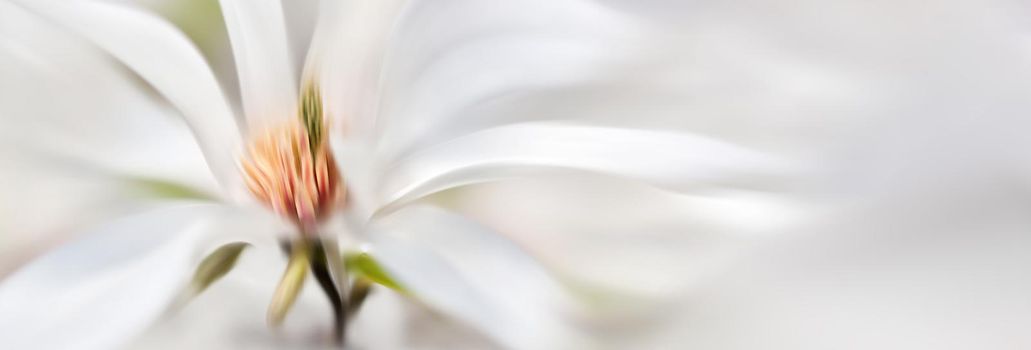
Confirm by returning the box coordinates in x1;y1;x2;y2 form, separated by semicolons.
9;0;243;191
378;122;794;212
373;0;647;157
367;205;589;349
329;137;383;221
0;205;212;349
219;0;298;130
0;2;226;276
450;175;809;299
0;204;280;350
305;0;407;138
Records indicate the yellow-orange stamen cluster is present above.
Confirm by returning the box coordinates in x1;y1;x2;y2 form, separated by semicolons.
240;122;342;234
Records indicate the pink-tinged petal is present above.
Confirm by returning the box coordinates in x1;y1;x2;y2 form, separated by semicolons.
219;0;298;130
377;122;794;213
9;0;244;192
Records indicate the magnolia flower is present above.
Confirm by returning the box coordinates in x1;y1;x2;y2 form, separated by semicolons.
0;0;789;348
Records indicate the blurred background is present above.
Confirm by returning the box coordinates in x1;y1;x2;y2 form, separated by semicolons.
3;0;1031;349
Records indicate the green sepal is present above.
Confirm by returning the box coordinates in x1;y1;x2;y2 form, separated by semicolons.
344;252;406;294
268;243;310;327
188;242;249;296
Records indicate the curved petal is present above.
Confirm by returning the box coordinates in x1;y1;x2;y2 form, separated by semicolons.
219;0;298;129
377;122;795;212
451;175;809;299
0;2;224;276
372;0;648;158
0;205;214;349
0;203;281;350
367;205;589;349
9;0;243;191
304;0;407;139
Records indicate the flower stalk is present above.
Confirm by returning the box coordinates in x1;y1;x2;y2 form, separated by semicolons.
309;240;347;345
276;238;356;347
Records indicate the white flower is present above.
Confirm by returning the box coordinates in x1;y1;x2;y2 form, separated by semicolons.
0;0;791;349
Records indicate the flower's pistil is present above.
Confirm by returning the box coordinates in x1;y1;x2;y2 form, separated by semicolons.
240;118;342;234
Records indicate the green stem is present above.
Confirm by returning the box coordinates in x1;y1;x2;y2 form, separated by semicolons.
309;241;347;346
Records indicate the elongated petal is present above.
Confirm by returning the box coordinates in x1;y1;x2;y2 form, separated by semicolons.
372;0;647;158
0;204;280;350
453;175;807;300
378;122;793;211
305;0;407;138
367;205;588;349
0;1;214;189
0;1;222;274
219;0;298;130
0;205;212;349
9;0;243;191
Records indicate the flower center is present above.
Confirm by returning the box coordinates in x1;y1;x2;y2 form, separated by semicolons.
239;120;342;234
